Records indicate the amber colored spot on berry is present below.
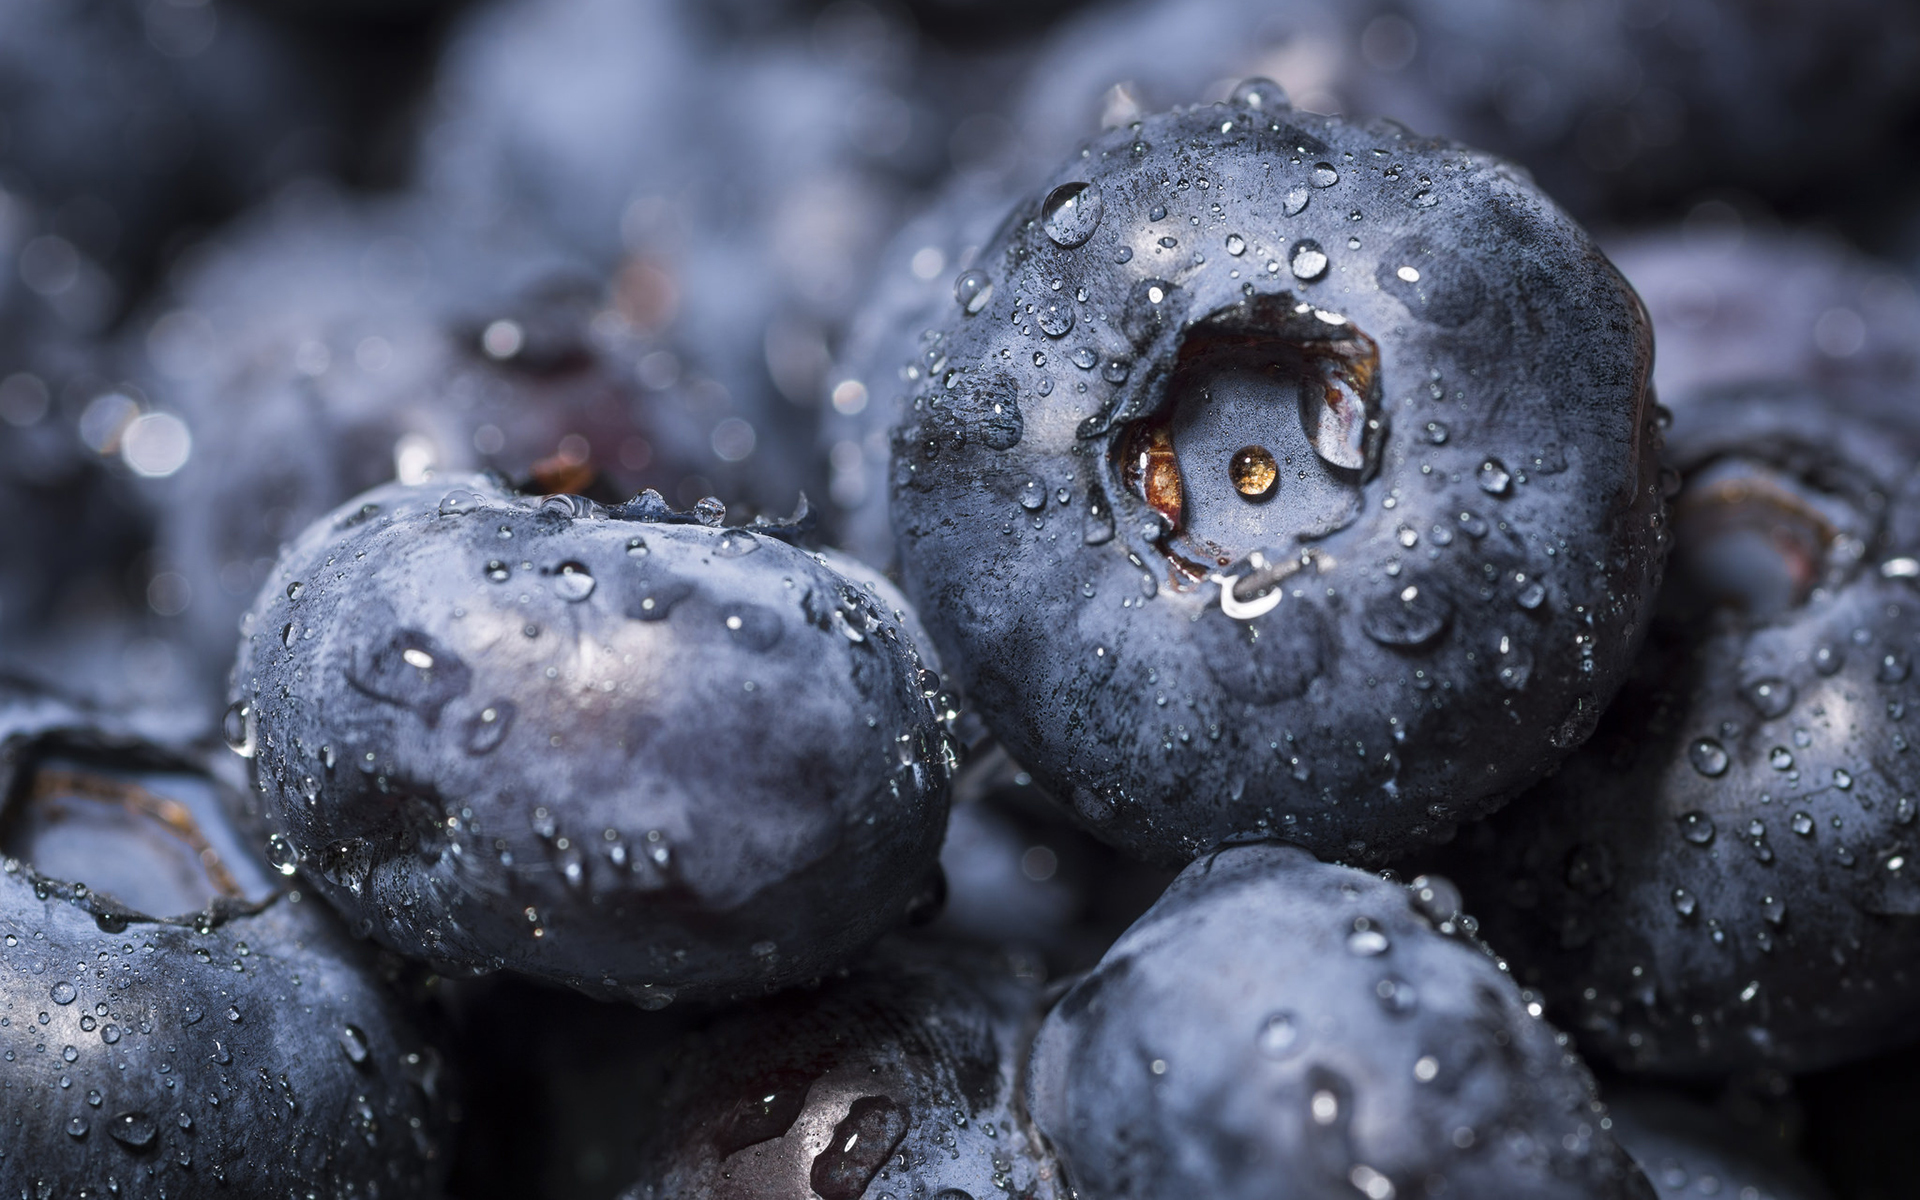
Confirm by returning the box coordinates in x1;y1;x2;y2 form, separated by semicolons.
1230;445;1278;498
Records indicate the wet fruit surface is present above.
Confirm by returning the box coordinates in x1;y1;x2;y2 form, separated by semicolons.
891;94;1665;865
625;940;1062;1200
1435;390;1920;1074
231;476;952;1004
1028;841;1654;1199
0;679;450;1198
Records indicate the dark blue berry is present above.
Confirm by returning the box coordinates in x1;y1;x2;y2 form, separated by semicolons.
231;476;951;1004
891;94;1665;865
1435;389;1920;1074
1028;841;1654;1199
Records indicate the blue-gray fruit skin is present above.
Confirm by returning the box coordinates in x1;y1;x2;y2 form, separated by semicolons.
623;939;1063;1200
891;90;1665;866
1606;1088;1833;1200
230;475;952;1006
1028;841;1655;1200
0;681;450;1198
1432;390;1920;1077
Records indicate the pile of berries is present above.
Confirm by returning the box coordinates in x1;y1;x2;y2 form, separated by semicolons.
4;2;1920;1197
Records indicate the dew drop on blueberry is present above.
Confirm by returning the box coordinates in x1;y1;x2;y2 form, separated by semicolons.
1041;181;1103;249
1311;163;1339;188
107;1112;157;1149
1677;811;1716;845
551;562;595;601
1688;738;1730;778
1744;677;1795;718
954;269;993;315
1289;239;1328;281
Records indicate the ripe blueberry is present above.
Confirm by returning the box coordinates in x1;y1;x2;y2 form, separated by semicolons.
1436;389;1920;1074
1028;841;1654;1199
230;476;952;1005
891;93;1664;864
0;680;450;1198
623;940;1059;1199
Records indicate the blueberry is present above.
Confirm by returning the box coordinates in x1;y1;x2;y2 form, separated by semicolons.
142;197;814;694
891;95;1665;864
623;940;1058;1200
1434;389;1920;1074
231;476;952;1004
0;0;332;286
0;680;450;1197
1606;1088;1832;1200
1028;841;1653;1199
1608;224;1920;431
821;175;1027;570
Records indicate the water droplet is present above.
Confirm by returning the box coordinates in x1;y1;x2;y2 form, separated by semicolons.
1761;895;1788;925
1225;233;1247;256
438;490;485;516
1880;651;1912;683
1101;357;1132;384
1477;459;1512;496
1424;421;1450;445
1374;974;1419;1015
1770;747;1795;771
486;560;511;583
1689;738;1730;778
551;562;595;602
1677;811;1716;845
1791;811;1815;836
1814;644;1844;676
625;537;648;558
107;1111;157;1149
338;1024;370;1065
285;581;304;601
1282;187;1310;217
1362;583;1451;649
1258;1011;1301;1057
1037;297;1074;338
1230;76;1288;109
954;270;993;315
1289;239;1329;281
715;530;760;558
66;1117;87;1139
1018;480;1047;510
1311;163;1340;188
50;981;76;1005
810;1096;910;1200
1671;888;1698;917
1493;636;1533;691
265;834;299;876
1834;768;1854;790
1230;445;1278;498
1347;927;1391;956
222;701;256;759
1745;678;1795;718
1042;181;1104;248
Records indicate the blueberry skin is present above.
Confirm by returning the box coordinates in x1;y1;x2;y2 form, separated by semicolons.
1433;390;1920;1075
0;683;450;1198
1606;1088;1833;1200
892;96;1664;864
1028;841;1653;1200
623;939;1062;1200
231;476;951;1005
1607;227;1920;430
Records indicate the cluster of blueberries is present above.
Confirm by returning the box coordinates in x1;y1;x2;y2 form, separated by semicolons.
5;1;1920;1197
